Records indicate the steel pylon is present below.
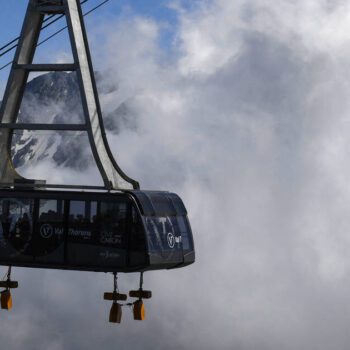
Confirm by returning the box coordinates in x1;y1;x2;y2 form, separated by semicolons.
0;0;139;190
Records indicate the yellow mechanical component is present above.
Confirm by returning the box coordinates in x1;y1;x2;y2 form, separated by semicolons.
109;302;122;323
133;300;145;321
1;290;12;310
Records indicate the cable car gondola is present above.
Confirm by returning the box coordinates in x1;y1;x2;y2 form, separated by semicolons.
0;0;195;322
0;188;195;272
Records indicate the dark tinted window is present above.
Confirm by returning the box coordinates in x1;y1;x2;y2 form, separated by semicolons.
99;201;127;248
129;206;146;266
149;194;176;216
130;206;145;251
68;201;97;241
131;191;187;216
0;198;34;256
67;200;127;268
39;199;64;224
145;216;182;253
35;199;66;259
167;193;187;215
177;216;193;251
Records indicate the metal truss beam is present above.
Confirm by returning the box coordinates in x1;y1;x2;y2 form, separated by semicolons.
14;63;77;71
0;123;87;131
0;0;139;190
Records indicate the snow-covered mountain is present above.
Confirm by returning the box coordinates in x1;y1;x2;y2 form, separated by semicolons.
0;71;137;170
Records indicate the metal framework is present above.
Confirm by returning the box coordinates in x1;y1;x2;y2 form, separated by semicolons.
0;0;139;190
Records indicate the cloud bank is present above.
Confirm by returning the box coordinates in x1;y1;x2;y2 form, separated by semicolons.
4;0;350;349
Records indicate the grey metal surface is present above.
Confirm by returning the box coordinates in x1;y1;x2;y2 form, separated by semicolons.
64;0;138;190
1;182;107;191
0;0;43;183
0;123;87;131
35;5;65;14
0;0;139;190
14;63;77;71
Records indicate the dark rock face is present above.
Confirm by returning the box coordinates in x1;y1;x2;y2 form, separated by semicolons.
0;71;137;170
104;100;138;134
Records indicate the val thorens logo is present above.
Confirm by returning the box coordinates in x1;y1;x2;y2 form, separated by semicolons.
40;224;53;239
167;232;175;249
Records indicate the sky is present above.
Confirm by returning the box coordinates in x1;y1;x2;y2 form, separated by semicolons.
0;0;187;90
3;0;350;349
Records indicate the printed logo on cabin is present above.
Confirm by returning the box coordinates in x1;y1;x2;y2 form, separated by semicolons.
40;224;53;239
167;232;175;249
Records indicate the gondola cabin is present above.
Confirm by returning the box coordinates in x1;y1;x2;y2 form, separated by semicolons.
0;189;195;272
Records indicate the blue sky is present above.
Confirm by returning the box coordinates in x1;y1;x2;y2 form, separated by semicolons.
0;0;185;91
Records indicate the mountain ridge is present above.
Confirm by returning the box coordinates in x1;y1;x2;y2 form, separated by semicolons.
0;71;137;171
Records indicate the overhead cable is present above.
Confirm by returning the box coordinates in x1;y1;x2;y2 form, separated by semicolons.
0;0;91;59
0;14;56;53
0;0;110;72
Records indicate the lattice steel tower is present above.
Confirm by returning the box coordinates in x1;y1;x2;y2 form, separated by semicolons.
0;0;139;190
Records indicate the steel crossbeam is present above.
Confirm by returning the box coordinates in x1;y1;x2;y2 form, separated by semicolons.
14;63;77;71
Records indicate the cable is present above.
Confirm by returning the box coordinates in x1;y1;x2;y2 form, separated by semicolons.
82;0;110;16
0;37;20;53
0;0;89;56
40;0;89;31
36;0;110;49
0;0;90;58
1;270;8;282
36;25;68;48
0;14;55;52
0;61;12;71
0;0;109;71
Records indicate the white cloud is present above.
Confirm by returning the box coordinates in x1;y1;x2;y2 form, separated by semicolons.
176;0;350;75
6;0;350;349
